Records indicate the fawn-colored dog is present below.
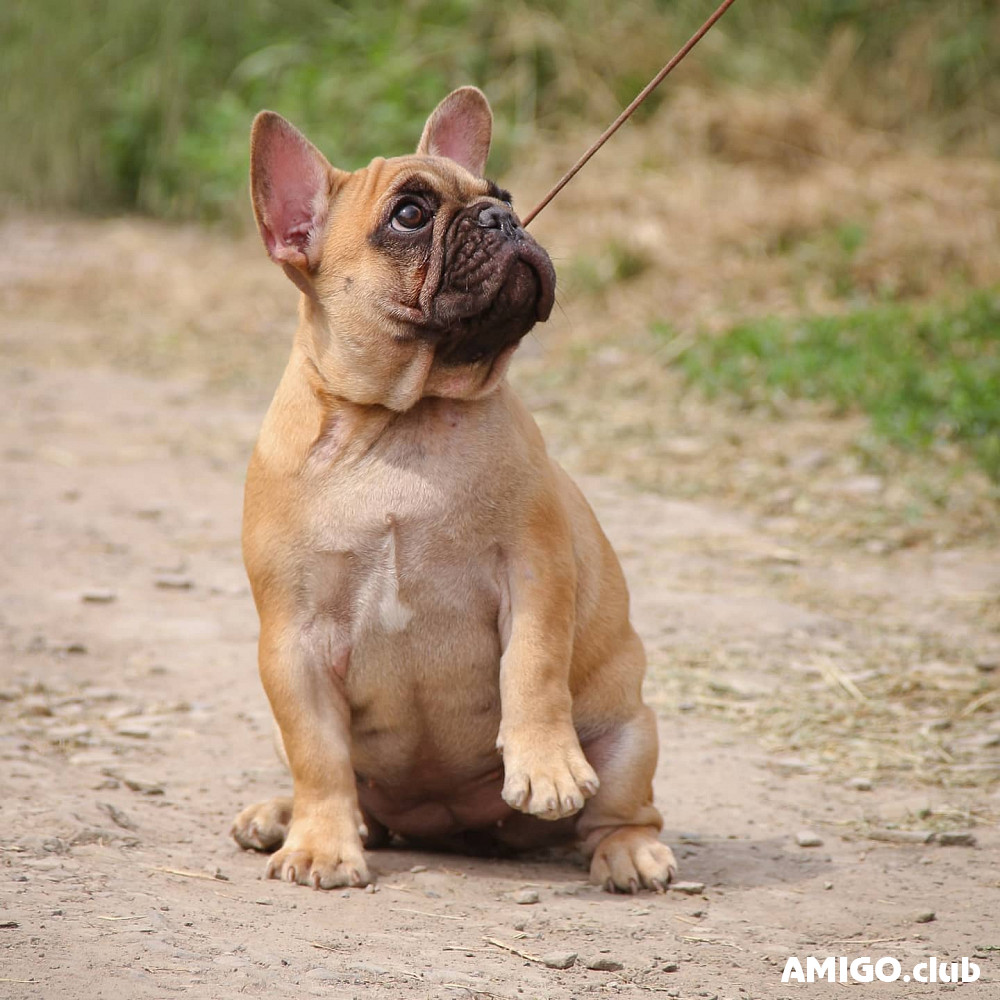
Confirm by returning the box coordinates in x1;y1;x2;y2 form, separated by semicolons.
231;87;676;893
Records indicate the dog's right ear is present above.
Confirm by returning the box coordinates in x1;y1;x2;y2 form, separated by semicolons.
250;112;343;287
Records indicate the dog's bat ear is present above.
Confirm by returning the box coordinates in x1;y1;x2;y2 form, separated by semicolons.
250;111;342;284
417;87;493;177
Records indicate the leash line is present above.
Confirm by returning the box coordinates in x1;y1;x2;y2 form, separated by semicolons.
521;0;739;227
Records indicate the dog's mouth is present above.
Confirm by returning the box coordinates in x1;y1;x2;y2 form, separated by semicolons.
420;205;556;366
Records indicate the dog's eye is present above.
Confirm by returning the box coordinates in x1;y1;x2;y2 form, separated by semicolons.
391;201;428;232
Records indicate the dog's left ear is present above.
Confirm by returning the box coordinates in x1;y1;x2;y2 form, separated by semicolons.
417;87;493;177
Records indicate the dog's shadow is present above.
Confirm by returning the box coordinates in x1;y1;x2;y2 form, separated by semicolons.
363;830;832;894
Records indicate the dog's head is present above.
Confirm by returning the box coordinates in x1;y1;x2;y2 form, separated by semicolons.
250;87;555;409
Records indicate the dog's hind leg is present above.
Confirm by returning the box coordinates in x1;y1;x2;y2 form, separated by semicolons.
576;703;677;892
232;796;389;852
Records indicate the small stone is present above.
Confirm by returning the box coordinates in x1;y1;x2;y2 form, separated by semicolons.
114;724;152;739
585;956;624;972
915;911;936;924
669;881;706;895
98;802;137;831
513;889;539;905
409;864;428;874
846;777;873;791
823;882;834;891
796;831;823;848
663;962;679;972
364;883;376;894
542;951;577;970
937;831;976;847
154;575;194;590
512;920;527;931
975;659;998;674
867;828;933;845
121;776;164;795
81;589;117;604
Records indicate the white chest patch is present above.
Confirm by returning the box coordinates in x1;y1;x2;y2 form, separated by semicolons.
354;516;413;636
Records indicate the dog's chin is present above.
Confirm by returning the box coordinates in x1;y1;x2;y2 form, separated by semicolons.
426;341;520;401
433;257;552;370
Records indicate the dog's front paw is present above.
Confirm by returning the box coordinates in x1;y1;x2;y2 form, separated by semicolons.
500;733;599;820
590;826;677;893
265;817;370;890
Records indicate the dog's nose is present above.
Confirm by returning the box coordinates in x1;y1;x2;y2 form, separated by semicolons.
477;204;521;239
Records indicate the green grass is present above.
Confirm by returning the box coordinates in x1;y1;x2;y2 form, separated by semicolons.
2;0;999;221
666;290;1000;481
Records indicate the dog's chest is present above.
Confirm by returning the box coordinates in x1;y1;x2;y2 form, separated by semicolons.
304;399;516;648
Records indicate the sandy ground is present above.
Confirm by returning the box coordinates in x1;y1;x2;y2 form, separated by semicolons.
1;210;999;999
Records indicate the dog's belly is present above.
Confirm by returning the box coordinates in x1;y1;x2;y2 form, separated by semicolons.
356;760;512;838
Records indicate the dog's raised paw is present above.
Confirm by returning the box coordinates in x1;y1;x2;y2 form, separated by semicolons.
501;739;599;820
590;826;677;893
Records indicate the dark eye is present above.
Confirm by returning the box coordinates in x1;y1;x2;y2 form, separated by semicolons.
391;201;428;232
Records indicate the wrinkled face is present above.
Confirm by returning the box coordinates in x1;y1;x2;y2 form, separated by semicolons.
251;88;556;409
338;157;555;363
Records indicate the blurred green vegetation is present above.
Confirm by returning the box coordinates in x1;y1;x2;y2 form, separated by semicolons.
2;0;999;221
669;290;1000;482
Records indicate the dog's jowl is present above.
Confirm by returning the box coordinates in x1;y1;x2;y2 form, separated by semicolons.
230;87;677;893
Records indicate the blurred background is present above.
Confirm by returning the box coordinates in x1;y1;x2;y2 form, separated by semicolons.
2;0;998;540
2;0;999;830
3;1;998;519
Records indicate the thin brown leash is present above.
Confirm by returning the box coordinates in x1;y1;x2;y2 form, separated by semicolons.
521;0;739;227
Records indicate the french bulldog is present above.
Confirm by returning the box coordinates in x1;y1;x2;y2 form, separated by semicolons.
230;87;677;893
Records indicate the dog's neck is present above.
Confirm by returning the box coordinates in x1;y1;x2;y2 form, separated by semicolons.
292;297;517;415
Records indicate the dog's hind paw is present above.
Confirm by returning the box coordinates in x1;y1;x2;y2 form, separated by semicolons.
589;826;677;893
231;796;292;852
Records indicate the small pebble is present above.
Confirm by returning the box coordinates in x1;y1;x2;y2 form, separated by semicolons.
364;883;376;894
867;828;933;845
154;575;194;590
915;911;936;924
513;889;539;905
975;659;998;674
409;864;428;874
121;776;165;796
98;802;136;831
937;831;976;847
663;962;679;972
845;777;873;791
669;881;706;895
585;956;623;972
542;951;577;970
81;590;117;604
796;831;824;848
823;882;834;891
114;724;152;739
512;920;527;931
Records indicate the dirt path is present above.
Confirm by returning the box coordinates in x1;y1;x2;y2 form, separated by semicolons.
2;360;997;1000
